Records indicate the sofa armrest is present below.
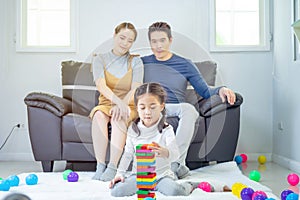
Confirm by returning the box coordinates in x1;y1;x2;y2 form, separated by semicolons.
199;92;243;117
24;92;72;117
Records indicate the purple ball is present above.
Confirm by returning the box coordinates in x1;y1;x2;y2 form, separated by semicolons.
281;189;294;200
240;187;254;200
67;172;79;182
253;194;267;200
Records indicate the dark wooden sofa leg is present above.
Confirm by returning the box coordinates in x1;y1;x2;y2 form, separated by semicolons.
41;161;54;172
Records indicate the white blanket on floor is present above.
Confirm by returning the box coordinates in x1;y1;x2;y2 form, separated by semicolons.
0;161;278;200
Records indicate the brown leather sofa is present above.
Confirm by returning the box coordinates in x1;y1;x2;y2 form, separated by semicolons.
24;60;243;172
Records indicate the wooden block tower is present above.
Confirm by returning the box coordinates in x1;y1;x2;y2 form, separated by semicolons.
136;144;157;200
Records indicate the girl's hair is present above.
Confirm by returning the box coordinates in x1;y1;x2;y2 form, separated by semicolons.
114;22;138;41
132;82;168;135
148;22;172;40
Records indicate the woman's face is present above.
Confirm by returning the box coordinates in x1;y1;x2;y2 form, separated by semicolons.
113;28;135;56
137;93;164;127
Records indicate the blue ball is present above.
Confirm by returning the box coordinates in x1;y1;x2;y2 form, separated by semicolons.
7;175;20;187
0;180;11;191
234;155;243;164
281;190;294;200
286;193;299;200
26;174;38;185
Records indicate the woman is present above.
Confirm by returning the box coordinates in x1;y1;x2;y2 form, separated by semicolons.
90;22;143;181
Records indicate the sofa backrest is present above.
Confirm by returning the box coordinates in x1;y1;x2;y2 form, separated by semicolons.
61;60;217;116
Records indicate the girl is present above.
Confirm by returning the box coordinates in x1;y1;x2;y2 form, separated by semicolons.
90;22;143;181
109;82;230;196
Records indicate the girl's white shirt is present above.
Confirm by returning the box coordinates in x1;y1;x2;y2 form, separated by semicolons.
116;116;180;180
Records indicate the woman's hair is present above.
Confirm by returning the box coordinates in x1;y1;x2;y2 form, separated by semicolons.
132;82;168;135
148;21;172;40
114;22;138;41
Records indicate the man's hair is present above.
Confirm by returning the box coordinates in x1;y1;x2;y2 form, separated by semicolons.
148;22;172;40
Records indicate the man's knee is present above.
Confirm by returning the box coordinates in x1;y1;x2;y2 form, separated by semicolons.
180;103;199;119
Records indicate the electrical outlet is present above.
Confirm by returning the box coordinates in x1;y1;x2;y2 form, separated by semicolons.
17;123;26;129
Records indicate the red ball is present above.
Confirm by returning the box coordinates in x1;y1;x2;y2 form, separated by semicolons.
240;153;248;163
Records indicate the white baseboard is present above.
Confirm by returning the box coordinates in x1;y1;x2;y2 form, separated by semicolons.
0;153;35;161
272;154;300;173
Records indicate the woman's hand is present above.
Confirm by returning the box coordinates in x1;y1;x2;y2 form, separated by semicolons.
110;102;130;121
109;176;124;189
218;87;236;105
150;142;169;158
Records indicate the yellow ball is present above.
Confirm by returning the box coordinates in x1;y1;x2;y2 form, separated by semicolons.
231;182;247;198
258;155;267;164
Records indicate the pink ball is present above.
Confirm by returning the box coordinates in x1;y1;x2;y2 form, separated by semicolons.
240;153;248;163
198;181;212;192
252;190;267;200
287;173;299;186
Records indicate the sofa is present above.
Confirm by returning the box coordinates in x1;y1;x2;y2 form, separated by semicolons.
24;60;243;172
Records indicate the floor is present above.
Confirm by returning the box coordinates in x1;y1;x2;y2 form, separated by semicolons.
0;161;298;198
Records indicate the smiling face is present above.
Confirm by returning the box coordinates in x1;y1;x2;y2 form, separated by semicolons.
136;93;165;127
149;31;173;61
113;28;135;56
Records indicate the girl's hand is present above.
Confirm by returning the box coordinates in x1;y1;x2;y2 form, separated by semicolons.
150;142;169;158
109;176;124;189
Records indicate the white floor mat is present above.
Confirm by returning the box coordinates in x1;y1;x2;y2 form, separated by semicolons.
0;161;278;200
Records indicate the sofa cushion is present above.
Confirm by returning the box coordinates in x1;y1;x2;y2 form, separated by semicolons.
62;113;92;144
61;61;98;116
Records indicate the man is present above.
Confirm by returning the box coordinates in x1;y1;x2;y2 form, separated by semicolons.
142;22;236;179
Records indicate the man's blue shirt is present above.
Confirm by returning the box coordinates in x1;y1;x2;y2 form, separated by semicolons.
142;54;219;103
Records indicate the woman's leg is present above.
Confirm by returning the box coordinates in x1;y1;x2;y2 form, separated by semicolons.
91;111;110;180
100;118;127;181
156;177;194;196
110;175;137;197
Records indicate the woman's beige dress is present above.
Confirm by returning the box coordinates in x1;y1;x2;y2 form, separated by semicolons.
89;55;137;125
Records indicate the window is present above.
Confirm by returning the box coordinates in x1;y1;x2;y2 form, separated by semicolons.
210;0;271;52
16;0;78;52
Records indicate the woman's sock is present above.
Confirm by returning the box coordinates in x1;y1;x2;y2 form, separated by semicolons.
92;163;106;180
100;163;117;181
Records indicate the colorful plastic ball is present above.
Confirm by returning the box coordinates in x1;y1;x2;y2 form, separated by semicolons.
63;169;73;180
258;155;267;164
265;198;275;200
252;190;267;200
240;187;254;200
281;189;294;200
287;173;300;186
25;174;38;185
144;198;154;200
0;180;11;191
7;175;20;187
234;155;243;164
288;185;300;194
286;193;299;200
232;182;247;198
249;170;261;182
198;181;212;192
253;194;267;200
67;172;79;182
240;153;248;163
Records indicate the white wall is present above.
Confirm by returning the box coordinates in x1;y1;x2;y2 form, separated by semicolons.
0;0;273;161
272;0;300;171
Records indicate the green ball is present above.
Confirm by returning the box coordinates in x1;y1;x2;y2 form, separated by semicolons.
63;169;73;180
249;170;261;182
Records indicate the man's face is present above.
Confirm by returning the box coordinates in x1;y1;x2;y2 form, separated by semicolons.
149;31;172;61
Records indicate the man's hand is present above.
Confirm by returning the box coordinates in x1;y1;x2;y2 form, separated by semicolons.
218;87;236;105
